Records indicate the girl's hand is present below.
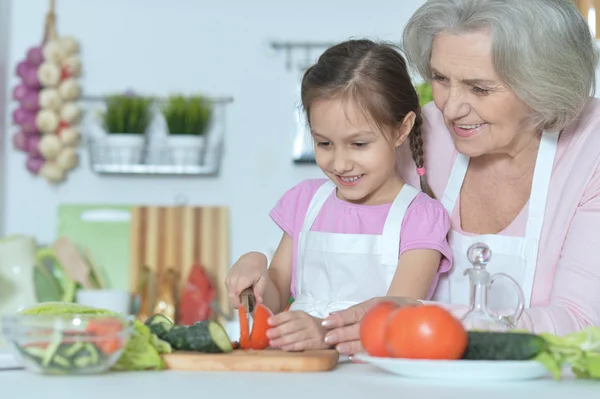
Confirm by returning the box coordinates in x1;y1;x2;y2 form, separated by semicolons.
266;311;330;351
225;252;269;307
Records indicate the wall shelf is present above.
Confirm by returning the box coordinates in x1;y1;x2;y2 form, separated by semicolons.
80;94;233;176
86;139;223;176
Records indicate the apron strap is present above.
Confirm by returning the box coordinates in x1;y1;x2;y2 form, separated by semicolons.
299;180;336;233
520;130;559;305
442;152;469;214
381;183;421;268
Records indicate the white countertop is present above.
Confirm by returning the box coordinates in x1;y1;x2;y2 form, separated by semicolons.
0;362;598;399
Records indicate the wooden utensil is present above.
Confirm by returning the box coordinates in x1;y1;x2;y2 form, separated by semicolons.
52;236;93;289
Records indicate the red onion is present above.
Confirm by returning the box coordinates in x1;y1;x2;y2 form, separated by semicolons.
15;61;29;78
12;84;29;102
12;131;28;152
23;68;40;90
20;112;38;134
12;107;28;124
26;47;44;67
26;134;41;157
26;155;44;175
21;90;39;112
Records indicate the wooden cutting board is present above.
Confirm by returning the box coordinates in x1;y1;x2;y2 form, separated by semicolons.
129;205;231;324
162;349;340;372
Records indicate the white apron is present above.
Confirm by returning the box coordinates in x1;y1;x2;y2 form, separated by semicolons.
289;180;420;318
434;131;559;311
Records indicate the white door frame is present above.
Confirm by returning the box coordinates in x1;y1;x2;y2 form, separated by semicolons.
0;0;11;237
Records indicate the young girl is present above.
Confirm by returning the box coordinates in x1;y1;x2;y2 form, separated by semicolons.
225;39;452;351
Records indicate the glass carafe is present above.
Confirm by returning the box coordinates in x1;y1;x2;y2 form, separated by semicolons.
460;242;525;331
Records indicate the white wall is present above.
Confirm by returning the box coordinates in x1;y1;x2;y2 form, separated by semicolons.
2;0;425;261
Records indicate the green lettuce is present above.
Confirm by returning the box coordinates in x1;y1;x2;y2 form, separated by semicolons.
534;327;600;379
19;302;172;371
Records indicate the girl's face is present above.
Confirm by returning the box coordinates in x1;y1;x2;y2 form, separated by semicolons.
309;97;413;205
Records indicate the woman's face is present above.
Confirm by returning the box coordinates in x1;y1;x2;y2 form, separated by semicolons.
429;30;536;158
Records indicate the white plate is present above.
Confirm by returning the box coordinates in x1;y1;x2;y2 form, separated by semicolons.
354;353;550;382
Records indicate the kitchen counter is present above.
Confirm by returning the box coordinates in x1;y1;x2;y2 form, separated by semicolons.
0;362;598;399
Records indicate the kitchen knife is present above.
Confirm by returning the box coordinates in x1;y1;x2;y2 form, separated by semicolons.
240;287;255;330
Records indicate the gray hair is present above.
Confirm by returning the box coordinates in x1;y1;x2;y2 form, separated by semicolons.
402;0;599;132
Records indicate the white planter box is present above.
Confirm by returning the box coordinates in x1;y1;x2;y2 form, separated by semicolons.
104;134;145;165
166;135;206;165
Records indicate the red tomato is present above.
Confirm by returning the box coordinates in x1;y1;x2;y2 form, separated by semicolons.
85;318;125;355
384;305;467;360
359;301;399;357
249;304;273;350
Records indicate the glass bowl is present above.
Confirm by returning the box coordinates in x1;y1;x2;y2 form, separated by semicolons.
1;313;132;375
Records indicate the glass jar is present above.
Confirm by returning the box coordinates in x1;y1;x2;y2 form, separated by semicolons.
460;242;525;331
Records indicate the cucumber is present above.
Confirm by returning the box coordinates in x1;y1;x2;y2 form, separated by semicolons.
164;326;191;351
16;340;106;373
462;331;548;361
145;314;174;340
157;319;233;354
185;321;233;353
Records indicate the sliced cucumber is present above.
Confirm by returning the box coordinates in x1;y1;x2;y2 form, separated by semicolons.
62;342;85;357
42;339;62;368
145;314;174;340
157;319;233;354
207;321;233;353
185;321;233;353
16;340;107;373
21;345;46;359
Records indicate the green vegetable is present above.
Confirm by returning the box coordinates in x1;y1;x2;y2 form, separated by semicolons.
17;341;105;374
462;327;600;380
164;326;185;351
462;331;547;361
145;313;174;341
536;328;600;380
19;302;172;371
185;321;232;353
145;313;232;354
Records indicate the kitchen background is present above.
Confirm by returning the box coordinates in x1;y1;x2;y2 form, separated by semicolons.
1;0;429;260
0;0;598;322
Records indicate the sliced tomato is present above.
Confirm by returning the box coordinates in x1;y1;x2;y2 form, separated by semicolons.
238;305;251;349
249;304;272;350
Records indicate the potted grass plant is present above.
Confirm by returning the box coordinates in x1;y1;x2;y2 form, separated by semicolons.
102;94;153;164
162;94;212;165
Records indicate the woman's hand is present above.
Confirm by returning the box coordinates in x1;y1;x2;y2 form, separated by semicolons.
266;310;330;351
321;296;421;355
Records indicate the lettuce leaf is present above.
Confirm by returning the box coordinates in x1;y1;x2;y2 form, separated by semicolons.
534;327;600;380
18;302;171;371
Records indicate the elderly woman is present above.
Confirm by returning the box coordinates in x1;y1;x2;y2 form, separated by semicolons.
321;0;600;355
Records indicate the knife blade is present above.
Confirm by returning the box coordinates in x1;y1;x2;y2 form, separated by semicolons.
240;287;255;330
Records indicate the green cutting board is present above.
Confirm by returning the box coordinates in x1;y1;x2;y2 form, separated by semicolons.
57;205;133;291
